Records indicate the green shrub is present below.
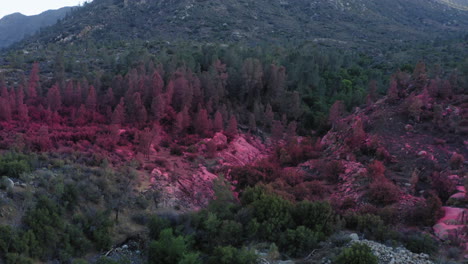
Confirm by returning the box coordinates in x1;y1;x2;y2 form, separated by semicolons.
248;190;294;241
335;243;378;264
293;200;335;235
207;246;257;264
0;159;31;178
278;226;321;257
148;228;200;264
5;253;33;264
345;213;397;242
402;232;438;255
148;215;171;240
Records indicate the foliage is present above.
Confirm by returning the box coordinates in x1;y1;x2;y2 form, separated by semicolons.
148;228;200;264
278;226;320;257
402;232;438;255
345;213;397;242
207;246;257;264
367;179;400;206
334;243;378;264
0;152;32;178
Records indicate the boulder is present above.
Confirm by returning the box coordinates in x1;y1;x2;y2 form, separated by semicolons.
212;132;227;147
433;207;468;240
0;176;14;190
349;233;359;241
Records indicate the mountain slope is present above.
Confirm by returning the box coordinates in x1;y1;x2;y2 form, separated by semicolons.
0;7;72;49
14;0;468;50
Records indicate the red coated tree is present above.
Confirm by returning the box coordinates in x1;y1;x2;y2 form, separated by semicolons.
271;120;284;141
328;100;345;130
0;98;12;121
64;81;74;107
111;98;126;125
195;108;210;136
47;84;62;112
151;94;166;122
85;85;97;111
213;110;223;132
387;78;399;103
225;115;238;139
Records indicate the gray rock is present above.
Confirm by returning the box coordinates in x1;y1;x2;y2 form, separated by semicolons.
349;233;359;241
1;176;14;190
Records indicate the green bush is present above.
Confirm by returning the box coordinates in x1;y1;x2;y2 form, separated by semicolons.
335;243;378;264
345;213;397;242
5;253;33;264
148;228;200;264
0;159;31;178
278;226;321;257
402;232;438;255
148;215;171;240
248;189;294;241
293;200;335;235
207;246;257;264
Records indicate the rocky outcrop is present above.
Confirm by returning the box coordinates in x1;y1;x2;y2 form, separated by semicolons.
217;135;266;167
350;239;434;264
433;207;467;250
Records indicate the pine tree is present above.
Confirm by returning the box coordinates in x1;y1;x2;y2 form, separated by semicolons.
226;115;238;139
264;103;274;130
286;121;297;141
329;100;345;130
104;88;115;109
439;80;452;99
0;98;12;121
28;62;40;100
64;81;74;106
242;58;263;107
47;84;62;112
271;120;284;141
9;88;17;114
387;78;399;102
366;80;378;105
37;125;51;151
171;70;192;112
86;85;98;111
111;98;126;125
195;107;210;136
17;103;29;122
151;94;166;121
74;82;83;107
138;127;154;159
213;110;223;132
152;71;164;97
248;113;257;133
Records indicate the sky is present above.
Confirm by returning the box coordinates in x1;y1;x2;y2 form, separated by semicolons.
0;0;92;20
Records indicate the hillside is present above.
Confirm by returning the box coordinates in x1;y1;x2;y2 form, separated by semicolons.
0;0;467;263
0;7;73;49
12;0;468;50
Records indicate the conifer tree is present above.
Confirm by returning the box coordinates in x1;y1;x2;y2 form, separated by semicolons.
111;98;126;125
226;115;238;139
85;85;97;111
47;84;62;112
213;110;224;132
271;120;284;141
151;94;166;122
387;78;399;102
28;62;40;100
0;98;11;121
329;100;345;130
195;108;209;136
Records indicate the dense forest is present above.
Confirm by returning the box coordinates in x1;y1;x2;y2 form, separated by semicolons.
0;0;467;263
